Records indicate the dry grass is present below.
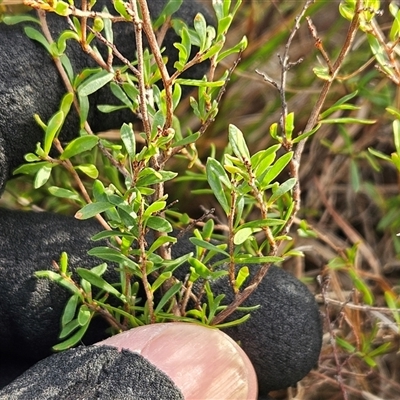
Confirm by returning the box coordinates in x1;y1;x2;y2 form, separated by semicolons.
173;1;400;398
201;1;400;399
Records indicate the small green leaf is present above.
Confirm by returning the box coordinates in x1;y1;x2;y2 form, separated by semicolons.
144;201;167;217
175;78;225;87
59;252;68;274
24;153;41;162
384;292;400;324
368;147;392;162
148;236;177;254
97;104;128;113
34;164;53;188
174;24;191;70
213;313;251;329
75;164;99;179
57;30;80;53
251;145;280;173
189;238;229;256
292;123;321;144
350;160;361;192
53;322;90;351
348;269;374;305
62;294;79;327
386;106;400;120
201;39;224;61
313;66;330;80
3;15;40;25
268;178;297;204
48;186;81;201
35;270;83;299
367;342;392;359
235;266;249;290
194;12;207;51
60;135;99;160
59;318;81;339
320;117;376;125
24;26;51;53
173;132;201;147
155;282;182;313
206;158;230;214
13;161;49;176
188;258;213;279
79;94;90;127
269;122;280;141
109;81;132;107
120;123;136;158
44;111;64;155
216;36;247;63
162;253;194;273
88;247;140;273
393;119;400;155
153;0;183;29
284;112;295;140
146;216;172;233
237;218;286;230
234;227;261;245
54;1;70;16
78;70;114;96
114;0;133;20
151;272;172;293
77;304;91;326
75;201;113;220
260;152;293;187
229;124;251;161
77;268;125;300
90;263;108;276
234;255;283;264
91;230;135;241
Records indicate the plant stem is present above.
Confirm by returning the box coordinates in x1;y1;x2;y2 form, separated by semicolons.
137;0;173;130
212;0;362;326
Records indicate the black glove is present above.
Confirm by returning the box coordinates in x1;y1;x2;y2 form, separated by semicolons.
0;0;213;193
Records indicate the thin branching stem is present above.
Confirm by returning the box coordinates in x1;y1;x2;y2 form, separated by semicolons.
281;0;362;238
37;9;130;181
137;201;156;323
212;0;362;326
88;27;140;77
228;183;238;292
137;0;173;130
25;0;126;21
129;0;151;138
278;0;313;148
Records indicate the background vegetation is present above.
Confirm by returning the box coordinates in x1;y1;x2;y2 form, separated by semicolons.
1;0;400;399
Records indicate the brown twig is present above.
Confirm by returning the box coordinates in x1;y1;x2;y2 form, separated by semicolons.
36;9;131;181
317;295;400;315
211;0;316;327
128;0;151;138
136;0;173;130
281;0;363;238
87;26;140;77
314;177;382;275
